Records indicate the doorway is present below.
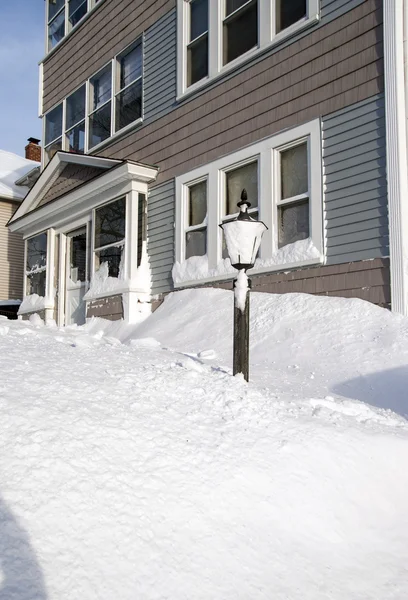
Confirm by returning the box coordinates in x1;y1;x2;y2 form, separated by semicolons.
65;227;88;326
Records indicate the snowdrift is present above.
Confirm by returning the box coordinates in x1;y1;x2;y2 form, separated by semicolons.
0;290;408;599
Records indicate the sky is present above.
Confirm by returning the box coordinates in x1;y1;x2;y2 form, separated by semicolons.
0;1;45;158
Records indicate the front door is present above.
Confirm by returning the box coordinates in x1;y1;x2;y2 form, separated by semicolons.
65;227;88;326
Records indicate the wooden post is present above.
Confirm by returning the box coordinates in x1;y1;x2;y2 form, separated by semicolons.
233;277;250;381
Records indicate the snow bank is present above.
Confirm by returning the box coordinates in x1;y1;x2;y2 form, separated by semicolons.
1;290;408;599
0;149;39;201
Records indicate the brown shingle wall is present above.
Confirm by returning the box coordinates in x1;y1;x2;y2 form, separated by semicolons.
38;164;107;207
97;0;383;184
86;294;124;320
210;259;390;307
42;0;175;112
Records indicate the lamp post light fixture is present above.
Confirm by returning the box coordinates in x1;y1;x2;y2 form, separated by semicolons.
220;189;267;382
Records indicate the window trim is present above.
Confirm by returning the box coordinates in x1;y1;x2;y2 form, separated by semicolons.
42;36;143;166
177;0;320;98
175;119;323;285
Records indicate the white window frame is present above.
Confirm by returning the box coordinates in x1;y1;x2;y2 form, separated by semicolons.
175;119;323;283
46;0;103;54
177;0;320;97
42;37;143;167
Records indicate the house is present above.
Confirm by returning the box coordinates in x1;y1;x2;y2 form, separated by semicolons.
7;0;408;325
0;140;41;315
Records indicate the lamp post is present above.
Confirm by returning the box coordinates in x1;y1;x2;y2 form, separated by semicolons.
220;189;267;382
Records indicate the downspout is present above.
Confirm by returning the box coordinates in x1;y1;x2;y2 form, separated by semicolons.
384;0;408;314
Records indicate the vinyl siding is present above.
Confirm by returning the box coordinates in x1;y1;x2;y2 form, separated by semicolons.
322;94;388;264
147;179;174;295
0;200;24;300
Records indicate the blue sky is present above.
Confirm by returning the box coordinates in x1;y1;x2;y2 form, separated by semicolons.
0;1;45;157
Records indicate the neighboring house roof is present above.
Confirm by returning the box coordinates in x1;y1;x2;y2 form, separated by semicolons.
0;150;40;202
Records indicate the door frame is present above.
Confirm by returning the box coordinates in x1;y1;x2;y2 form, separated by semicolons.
57;220;91;327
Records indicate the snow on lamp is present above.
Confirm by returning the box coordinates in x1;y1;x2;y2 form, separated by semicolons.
219;189;267;383
220;190;267;270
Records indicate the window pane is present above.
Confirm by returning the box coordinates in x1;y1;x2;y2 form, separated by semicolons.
119;43;142;89
226;0;249;16
45;139;62;163
115;80;142;131
48;0;64;21
27;271;47;297
280;142;308;199
69;230;87;283
187;35;208;86
66;85;85;129
186;229;206;259
188;180;207;226
26;234;47;272
95;246;123;278
69;0;87;27
89;102;111;148
91;66;112;110
226;161;258;216
223;0;257;65
278;200;309;248
67;121;85;153
45;104;63;145
276;0;307;33
190;0;208;41
48;11;65;50
95;198;126;249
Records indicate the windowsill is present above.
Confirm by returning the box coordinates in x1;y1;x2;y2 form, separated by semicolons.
177;14;319;102
88;118;143;154
174;256;324;289
40;0;108;64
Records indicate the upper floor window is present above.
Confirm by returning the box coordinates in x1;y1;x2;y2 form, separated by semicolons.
43;38;143;164
177;0;319;96
47;0;102;52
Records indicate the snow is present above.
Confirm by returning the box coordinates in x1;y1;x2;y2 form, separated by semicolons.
172;238;322;284
84;256;151;300
18;294;46;314
1;289;408;599
0;149;39;201
234;269;249;311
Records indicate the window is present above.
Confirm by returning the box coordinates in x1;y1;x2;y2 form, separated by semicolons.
115;41;143;132
185;180;207;258
42;38;143;164
277;142;309;248
94;198;126;278
178;0;319;95
26;233;47;296
46;0;102;52
223;0;258;65
187;0;208;86
175;120;323;281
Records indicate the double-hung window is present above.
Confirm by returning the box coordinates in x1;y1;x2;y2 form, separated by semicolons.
46;0;103;52
94;198;126;278
43;38;143;165
175;119;323;284
26;233;48;297
178;0;319;95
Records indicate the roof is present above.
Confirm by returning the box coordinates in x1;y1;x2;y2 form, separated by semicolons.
0;150;40;202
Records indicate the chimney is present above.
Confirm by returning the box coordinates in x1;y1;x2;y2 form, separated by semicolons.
25;137;41;162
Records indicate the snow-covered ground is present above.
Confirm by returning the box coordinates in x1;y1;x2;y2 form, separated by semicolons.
1;289;408;599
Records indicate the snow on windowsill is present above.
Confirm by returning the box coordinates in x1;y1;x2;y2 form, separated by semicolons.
84;260;151;302
18;294;53;315
173;238;322;286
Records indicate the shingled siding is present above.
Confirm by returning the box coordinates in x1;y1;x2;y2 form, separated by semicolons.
96;0;383;186
38;164;106;207
323;93;388;265
147;180;174;295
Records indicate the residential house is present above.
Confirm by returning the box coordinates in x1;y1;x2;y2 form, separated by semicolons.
0;141;40;313
7;0;407;325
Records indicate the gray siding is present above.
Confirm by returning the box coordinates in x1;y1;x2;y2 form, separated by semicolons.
322;94;388;264
144;10;176;124
147;180;175;295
